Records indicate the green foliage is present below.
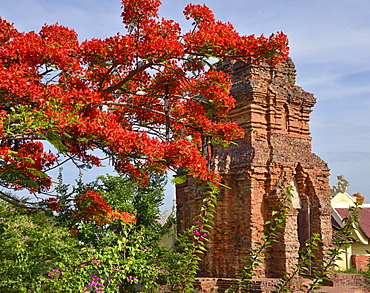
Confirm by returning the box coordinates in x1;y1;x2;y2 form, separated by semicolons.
167;180;219;293
3;171;361;293
171;174;187;185
0;203;89;292
0;171;176;292
55;171;167;246
336;268;370;279
0;207;166;292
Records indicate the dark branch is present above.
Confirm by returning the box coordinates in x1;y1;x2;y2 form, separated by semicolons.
0;190;43;210
0;133;43;141
103;60;155;94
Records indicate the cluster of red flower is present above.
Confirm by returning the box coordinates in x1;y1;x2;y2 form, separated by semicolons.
0;142;57;191
73;190;136;225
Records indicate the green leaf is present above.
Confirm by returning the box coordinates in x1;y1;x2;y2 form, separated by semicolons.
171;175;187;184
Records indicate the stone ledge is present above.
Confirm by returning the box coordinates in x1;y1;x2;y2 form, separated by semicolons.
194;273;370;293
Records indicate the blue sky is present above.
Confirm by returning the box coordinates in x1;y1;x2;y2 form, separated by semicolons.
2;0;370;208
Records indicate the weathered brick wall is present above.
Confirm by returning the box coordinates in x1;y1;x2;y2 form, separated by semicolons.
176;58;332;278
351;255;370;271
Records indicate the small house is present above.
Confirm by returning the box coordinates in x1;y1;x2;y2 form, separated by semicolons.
331;185;370;271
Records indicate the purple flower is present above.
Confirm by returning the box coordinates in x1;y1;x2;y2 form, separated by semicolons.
48;269;61;279
88;281;104;289
127;276;138;284
92;258;102;264
88;281;98;287
193;230;201;236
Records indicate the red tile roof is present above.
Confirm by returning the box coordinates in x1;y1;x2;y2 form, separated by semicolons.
335;207;370;238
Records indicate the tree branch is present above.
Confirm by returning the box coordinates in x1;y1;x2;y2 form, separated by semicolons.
105;101;178;120
0;133;43;140
103;60;155;94
0;190;43;210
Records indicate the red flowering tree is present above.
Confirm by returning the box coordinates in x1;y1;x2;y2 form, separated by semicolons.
0;0;289;211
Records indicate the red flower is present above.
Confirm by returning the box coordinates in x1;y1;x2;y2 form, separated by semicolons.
73;190;136;225
70;227;79;236
0;1;289;208
43;197;61;213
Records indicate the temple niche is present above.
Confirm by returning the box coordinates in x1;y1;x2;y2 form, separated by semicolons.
176;58;332;278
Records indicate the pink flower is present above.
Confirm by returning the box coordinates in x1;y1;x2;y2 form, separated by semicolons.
92;258;102;264
48;269;61;279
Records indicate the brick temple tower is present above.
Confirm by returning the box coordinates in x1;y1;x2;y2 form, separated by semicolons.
176;58;332;278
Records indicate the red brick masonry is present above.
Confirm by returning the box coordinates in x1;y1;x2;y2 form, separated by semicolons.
351;255;370;272
177;58;332;278
194;273;370;293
